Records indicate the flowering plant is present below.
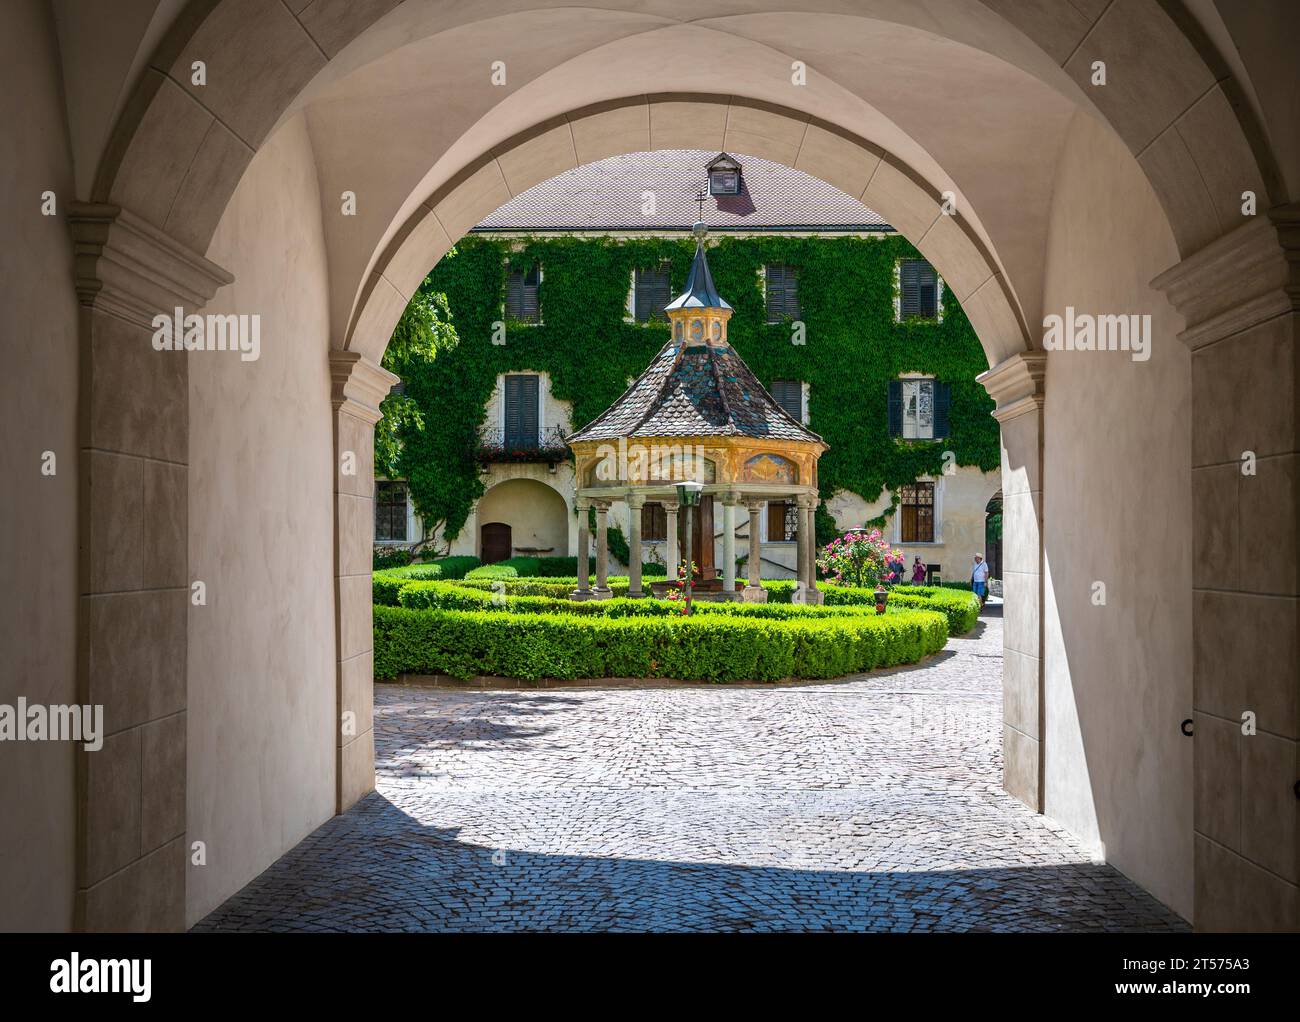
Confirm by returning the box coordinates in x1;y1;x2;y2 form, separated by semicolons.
816;529;904;589
664;560;698;614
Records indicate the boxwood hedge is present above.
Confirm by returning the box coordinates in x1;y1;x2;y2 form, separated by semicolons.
373;604;948;683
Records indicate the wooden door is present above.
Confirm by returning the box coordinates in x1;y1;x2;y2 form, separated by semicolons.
481;522;512;564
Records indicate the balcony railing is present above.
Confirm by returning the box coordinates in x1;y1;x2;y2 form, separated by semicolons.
474;425;571;464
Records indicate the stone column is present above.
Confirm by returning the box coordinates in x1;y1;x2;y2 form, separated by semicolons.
665;505;679;576
976;352;1047;814
593;501;612;598
743;501;767;602
1153;207;1300;932
626;494;644;597
329;351;397;815
721;495;738;598
572;499;592;599
68;204;233;931
799;496;824;604
794;497;808;600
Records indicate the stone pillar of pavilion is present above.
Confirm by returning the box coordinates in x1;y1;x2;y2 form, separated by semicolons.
592;501;613;598
571;498;593;599
626;493;645;597
795;495;824;604
721;493;738;595
566;223;827;603
665;505;679;575
743;501;767;602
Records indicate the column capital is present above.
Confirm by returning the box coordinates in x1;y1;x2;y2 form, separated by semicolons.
976;351;1046;423
1152;203;1300;349
67;202;234;329
330;350;398;426
626;492;646;509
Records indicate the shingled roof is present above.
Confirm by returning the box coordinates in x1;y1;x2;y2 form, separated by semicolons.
475;149;892;232
567;242;825;446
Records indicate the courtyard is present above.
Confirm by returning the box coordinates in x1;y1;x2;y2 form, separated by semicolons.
194;603;1186;933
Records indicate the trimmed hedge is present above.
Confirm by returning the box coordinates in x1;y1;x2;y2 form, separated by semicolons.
382;575;980;634
373;557;483;605
373;604;948;682
465;557;666;580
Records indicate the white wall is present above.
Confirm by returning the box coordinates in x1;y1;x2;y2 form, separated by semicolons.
1039;111;1193;919
186;115;336;926
0;0;79;931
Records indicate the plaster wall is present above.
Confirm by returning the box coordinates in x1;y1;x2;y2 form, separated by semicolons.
185;115;336;926
1039;111;1193;919
0;0;79;931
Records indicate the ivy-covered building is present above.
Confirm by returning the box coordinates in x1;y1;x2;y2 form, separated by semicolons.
377;150;1002;582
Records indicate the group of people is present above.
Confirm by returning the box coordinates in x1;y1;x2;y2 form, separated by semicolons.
888;552;991;608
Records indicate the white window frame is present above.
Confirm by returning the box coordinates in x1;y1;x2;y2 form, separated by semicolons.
898;373;937;440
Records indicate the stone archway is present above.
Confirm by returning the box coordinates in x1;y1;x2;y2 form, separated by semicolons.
51;0;1296;932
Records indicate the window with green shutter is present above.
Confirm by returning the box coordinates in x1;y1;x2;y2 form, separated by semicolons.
900;259;938;319
505;261;541;322
634;263;671;322
764;263;800;322
503;374;539;450
771;379;803;422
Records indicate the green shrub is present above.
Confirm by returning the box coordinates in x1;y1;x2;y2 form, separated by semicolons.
426;556;482;580
373;604;947;682
373;546;414;570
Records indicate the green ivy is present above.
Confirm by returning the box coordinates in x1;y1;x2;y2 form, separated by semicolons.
381;234;998;542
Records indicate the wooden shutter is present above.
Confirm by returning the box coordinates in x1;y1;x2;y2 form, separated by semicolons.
522;263;539;322
504;374;539;449
505;268;524;319
888;380;903;436
901;260;937;318
765;264;800;321
771;379;802;421
635;264;669;322
934;382;951;438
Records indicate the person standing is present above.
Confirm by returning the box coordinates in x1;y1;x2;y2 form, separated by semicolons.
911;556;927;584
971;553;989;607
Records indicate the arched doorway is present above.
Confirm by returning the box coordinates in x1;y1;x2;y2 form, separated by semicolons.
21;0;1295;933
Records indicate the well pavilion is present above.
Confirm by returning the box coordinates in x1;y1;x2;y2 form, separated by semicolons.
566;223;828;602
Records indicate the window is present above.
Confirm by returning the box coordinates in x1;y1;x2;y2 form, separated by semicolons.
505;261;540;322
766;500;797;542
503;374;539;450
770;379;803;423
899;482;935;543
899;259;938;319
634;264;671;323
707;153;742;195
375;482;408;542
888;378;951;440
642;502;667;542
764;264;800;322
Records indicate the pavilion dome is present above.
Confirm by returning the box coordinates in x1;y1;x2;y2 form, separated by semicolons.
567;227;823;448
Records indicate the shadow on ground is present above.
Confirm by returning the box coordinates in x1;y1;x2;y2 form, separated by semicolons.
193;792;1187;933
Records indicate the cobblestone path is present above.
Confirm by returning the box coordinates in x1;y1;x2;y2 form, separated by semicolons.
194;603;1188;932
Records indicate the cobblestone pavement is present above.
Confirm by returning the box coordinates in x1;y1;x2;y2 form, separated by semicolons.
195;602;1189;932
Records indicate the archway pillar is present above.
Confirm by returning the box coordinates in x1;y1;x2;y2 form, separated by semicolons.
67;203;233;931
1153;207;1300;932
329;351;397;814
976;351;1047;813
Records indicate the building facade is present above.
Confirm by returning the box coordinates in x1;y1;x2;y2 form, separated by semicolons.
379;150;1001;583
